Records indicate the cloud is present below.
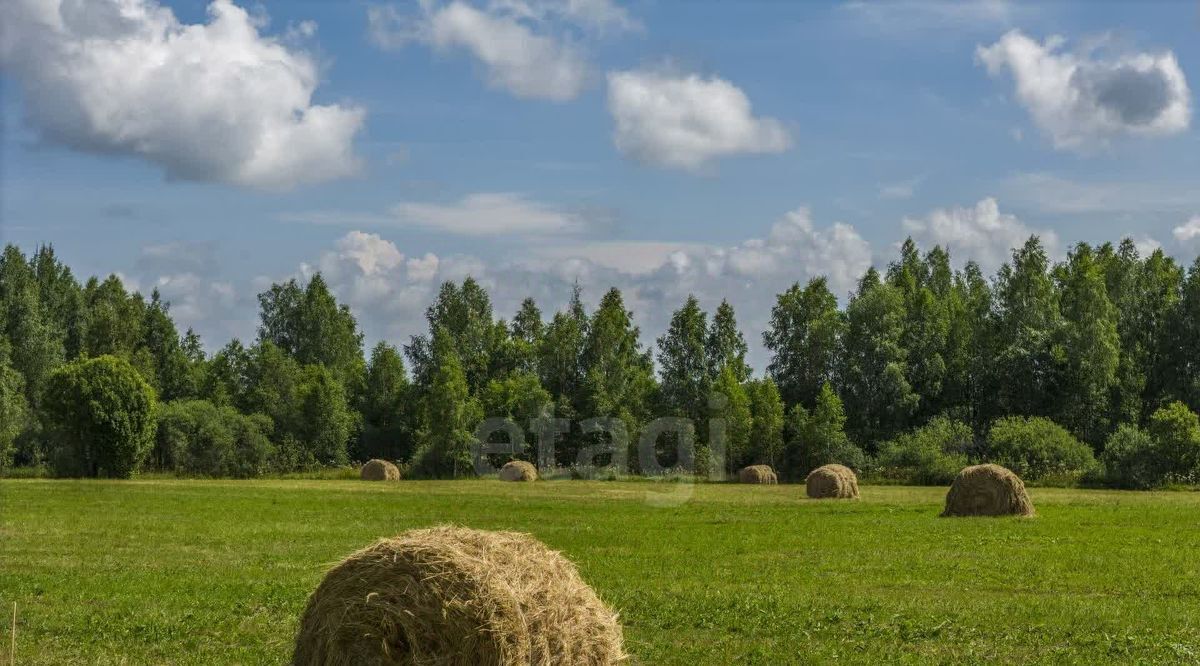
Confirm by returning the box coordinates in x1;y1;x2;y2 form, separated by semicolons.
281;192;595;236
606;69;792;170
368;0;635;101
525;241;713;274
977;30;1191;150
0;0;365;190
902;197;1059;272
1002;172;1200;216
1174;216;1200;245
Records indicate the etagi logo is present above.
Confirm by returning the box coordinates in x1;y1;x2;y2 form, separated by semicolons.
472;394;733;507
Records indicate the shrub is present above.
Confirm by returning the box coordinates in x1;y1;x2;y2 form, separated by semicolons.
984;416;1096;481
1146;402;1200;484
1100;424;1159;489
877;417;972;485
154;400;273;478
43;355;157;478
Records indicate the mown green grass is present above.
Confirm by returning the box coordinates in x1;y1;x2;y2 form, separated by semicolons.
1;480;1199;664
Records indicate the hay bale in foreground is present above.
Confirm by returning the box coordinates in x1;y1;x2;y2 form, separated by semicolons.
291;525;626;665
738;465;778;484
941;463;1034;517
805;464;860;499
499;460;538;482
360;459;400;481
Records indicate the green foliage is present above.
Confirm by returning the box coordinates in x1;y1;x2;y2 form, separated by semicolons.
356;341;414;463
710;363;752;473
43;355;157;478
657;295;711;423
256;274;364;392
840;280;918;448
1055;243;1119;446
706;300;751;383
1100;425;1159;489
745;378;785;469
411;327;481;478
0;342;29;469
782;383;864;479
984;416;1097;481
764;277;844;408
1146;401;1200;483
155;400;273;478
877;417;972;485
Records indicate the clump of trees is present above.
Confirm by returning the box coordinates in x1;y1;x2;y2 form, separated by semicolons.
3;233;1200;489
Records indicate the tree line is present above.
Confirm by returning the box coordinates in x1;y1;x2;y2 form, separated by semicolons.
1;235;1199;488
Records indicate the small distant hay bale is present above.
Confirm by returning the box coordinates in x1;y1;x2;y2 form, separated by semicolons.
738;465;778;484
359;459;400;481
941;463;1035;517
499;460;538;482
805;464;860;499
291;525;626;665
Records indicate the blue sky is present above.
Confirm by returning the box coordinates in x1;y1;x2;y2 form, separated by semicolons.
2;0;1198;369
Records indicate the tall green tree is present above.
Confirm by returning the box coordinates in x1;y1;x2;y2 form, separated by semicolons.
763;277;845;409
706;300;751;383
257;274;364;391
840;278;917;448
710;363;752;473
357;342;413;463
745;378;785;469
581;288;655;470
0;245;63;413
405;277;495;394
1164;257;1200;414
0;341;29;470
657;295;711;424
1054;243;1120;446
989;236;1063;418
412;327;480;478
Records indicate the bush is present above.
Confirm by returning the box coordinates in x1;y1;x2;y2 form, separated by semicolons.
155;400;274;478
984;416;1096;481
43;355;157;478
877;417;972;485
1146;402;1200;484
1100;424;1159;489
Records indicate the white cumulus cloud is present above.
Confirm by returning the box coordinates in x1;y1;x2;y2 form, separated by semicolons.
1174;216;1200;245
977;30;1191;150
902;197;1059;272
606;69;792;170
0;0;365;190
368;0;635;101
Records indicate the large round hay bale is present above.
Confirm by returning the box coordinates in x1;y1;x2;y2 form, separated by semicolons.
738;464;778;484
941;463;1035;517
498;460;538;482
805;464;860;499
360;459;400;481
291;525;626;665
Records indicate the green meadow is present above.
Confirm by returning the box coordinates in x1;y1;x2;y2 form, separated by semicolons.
2;479;1199;664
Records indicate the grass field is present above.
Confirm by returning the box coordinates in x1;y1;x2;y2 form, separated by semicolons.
2;480;1200;664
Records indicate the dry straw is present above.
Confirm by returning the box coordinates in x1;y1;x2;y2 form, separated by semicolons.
941;463;1035;517
805;464;860;499
291;525;625;665
737;465;778;484
498;460;538;482
360;459;401;481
